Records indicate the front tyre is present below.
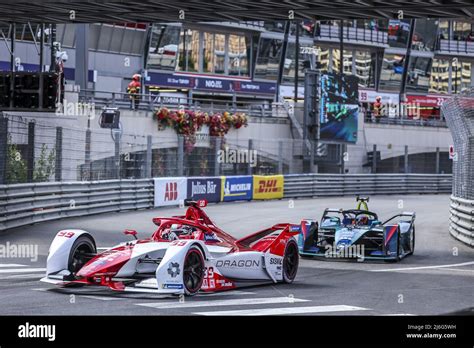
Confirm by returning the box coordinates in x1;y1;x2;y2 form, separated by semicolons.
282;239;299;283
183;246;205;296
68;235;96;275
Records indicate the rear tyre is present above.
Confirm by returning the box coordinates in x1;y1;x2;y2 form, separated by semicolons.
183;246;205;296
68;235;96;275
282;239;299;283
407;226;415;256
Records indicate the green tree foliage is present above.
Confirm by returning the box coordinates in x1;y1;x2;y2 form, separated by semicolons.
6;141;27;184
33;144;56;182
6;140;56;183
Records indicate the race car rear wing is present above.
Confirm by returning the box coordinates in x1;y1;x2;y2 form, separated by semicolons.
382;212;416;226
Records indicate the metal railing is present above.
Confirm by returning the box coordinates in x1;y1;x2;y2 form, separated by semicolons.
80;90;274;118
436;39;474;55
284;173;452;198
0;179;154;231
315;24;388;45
450;196;474;247
0;174;452;232
364;116;447;128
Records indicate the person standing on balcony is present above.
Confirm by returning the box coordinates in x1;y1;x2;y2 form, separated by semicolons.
127;74;141;110
373;96;382;123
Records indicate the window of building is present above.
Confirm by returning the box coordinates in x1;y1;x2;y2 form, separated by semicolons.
452;60;472;93
289;21;315;37
254;37;284;81
379;53;405;91
429;58;450;94
453;21;473;41
412;19;438;51
214;34;226;74
388;19;411;48
331;49;353;75
228;34;249;76
282;42;318;84
177;29;200;72
147;25;180;70
355;50;376;88
406;56;432;93
315;46;330;73
438;20;450;40
356;19;385;31
263;21;286;33
202;32;214;73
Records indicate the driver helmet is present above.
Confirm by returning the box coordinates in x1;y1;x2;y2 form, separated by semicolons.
357;216;369;225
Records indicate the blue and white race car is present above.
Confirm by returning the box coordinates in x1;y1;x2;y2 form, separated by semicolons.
298;206;416;262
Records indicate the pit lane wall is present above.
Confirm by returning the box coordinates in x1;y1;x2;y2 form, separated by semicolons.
0;174;452;232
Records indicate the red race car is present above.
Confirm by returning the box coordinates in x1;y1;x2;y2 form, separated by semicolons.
41;199;300;296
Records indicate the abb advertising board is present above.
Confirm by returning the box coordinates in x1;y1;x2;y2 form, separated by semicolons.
154;177;187;207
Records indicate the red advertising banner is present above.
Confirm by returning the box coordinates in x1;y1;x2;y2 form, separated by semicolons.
405;95;449;107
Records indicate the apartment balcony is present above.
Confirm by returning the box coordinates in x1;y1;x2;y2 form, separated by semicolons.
436;39;474;57
315;24;388;48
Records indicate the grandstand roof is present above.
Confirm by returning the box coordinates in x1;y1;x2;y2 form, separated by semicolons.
0;0;473;23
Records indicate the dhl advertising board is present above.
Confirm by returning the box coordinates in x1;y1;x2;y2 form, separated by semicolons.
252;175;284;200
221;176;253;202
154;177;187;207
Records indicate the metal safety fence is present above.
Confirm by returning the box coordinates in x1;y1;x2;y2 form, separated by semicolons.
0;179;154;231
283;174;452;198
0;112;451;185
0;174;452;232
442;88;474;247
449;196;474;247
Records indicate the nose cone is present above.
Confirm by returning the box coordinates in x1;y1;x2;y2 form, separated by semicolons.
76;245;133;278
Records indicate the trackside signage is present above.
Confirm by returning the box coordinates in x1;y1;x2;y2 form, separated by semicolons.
187;177;221;203
252;175;284;200
154;177;187;207
221;176;253;202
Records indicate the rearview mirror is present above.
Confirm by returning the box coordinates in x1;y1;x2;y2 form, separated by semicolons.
124;229;138;239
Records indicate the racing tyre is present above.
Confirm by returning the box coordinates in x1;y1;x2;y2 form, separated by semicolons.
282;239;299;283
183;246;205;296
407;226;415;256
68;235;96;275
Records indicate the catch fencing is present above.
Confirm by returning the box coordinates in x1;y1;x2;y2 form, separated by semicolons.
0;174;451;232
442;88;474;247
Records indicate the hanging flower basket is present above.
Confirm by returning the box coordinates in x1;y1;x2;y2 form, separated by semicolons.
154;108;248;152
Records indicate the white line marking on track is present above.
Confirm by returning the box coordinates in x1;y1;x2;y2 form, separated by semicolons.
136;297;309;309
1;274;43;280
0;268;46;274
369;261;474;272
195;304;370;316
0;264;26;268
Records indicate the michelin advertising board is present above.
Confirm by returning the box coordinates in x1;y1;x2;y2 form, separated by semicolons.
221;176;253;202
